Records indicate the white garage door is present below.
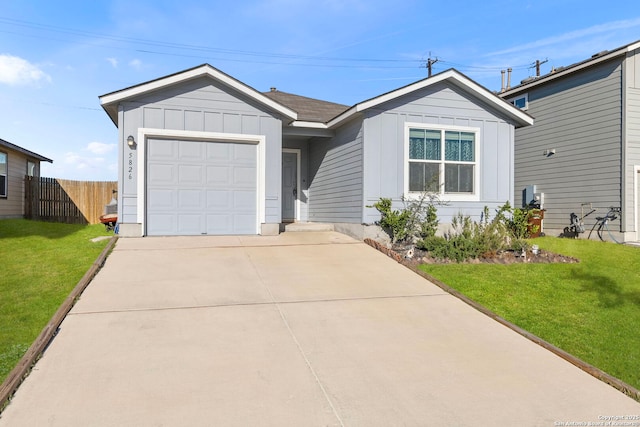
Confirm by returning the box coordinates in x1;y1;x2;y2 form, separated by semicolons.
146;138;257;236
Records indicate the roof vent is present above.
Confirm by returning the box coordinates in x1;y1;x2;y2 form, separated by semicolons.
591;50;609;58
520;76;539;85
270;87;277;92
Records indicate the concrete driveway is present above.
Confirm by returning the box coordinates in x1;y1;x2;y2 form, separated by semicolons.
1;231;639;426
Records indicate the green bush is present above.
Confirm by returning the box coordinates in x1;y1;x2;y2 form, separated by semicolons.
369;198;411;244
369;193;441;244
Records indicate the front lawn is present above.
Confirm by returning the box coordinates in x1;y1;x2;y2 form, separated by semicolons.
0;219;112;384
420;237;640;390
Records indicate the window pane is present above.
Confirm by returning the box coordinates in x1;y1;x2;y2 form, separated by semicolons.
0;152;6;175
445;164;474;193
409;162;439;192
0;175;5;197
409;128;440;160
27;161;36;177
460;132;475;161
445;131;475;162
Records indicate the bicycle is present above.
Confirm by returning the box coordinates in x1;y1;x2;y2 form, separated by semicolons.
564;203;596;238
588;207;622;243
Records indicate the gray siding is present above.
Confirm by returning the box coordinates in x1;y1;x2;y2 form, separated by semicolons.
512;59;623;233
308;118;363;223
118;77;283;225
362;82;517;224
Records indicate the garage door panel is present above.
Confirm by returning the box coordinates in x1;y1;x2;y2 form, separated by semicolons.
179;164;204;184
234;190;257;211
179;141;203;159
147;188;176;210
206;190;232;210
177;214;202;234
177;189;205;209
146;214;176;235
148;140;175;158
146;138;258;236
233;166;256;186
206;166;230;185
234;143;258;163
206;143;231;160
148;164;176;184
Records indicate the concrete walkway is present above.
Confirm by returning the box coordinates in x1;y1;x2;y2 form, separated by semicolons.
1;232;639;426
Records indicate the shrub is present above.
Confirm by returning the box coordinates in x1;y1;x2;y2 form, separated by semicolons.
369;193;442;244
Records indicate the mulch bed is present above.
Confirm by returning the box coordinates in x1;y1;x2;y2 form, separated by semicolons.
364;238;579;265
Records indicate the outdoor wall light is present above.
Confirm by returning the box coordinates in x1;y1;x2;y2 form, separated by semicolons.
543;149;556;157
127;135;136;147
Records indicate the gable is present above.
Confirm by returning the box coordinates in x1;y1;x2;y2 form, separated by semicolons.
100;64;297;125
365;81;517;124
123;76;284;120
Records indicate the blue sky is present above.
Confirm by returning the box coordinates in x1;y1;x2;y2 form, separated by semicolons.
1;0;639;181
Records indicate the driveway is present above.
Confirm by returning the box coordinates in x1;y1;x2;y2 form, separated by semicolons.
1;232;639;426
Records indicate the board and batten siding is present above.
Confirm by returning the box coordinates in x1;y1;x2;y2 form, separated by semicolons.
513;58;623;233
118;76;283;226
362;82;516;225
308;118;363;223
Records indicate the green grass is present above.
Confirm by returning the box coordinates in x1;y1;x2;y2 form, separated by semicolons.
0;219;112;384
420;236;640;390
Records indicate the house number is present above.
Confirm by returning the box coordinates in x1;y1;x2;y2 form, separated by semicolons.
128;152;133;180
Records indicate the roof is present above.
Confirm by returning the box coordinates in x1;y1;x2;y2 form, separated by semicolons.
501;39;640;97
328;68;534;129
99;64;298;125
261;90;348;123
100;65;532;130
0;138;53;163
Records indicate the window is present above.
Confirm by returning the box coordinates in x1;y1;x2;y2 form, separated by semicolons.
508;93;528;110
27;160;36;177
0;152;7;198
406;125;478;198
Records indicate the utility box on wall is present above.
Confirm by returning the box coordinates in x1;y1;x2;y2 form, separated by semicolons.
523;185;544;208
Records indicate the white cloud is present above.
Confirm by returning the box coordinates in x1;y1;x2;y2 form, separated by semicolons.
0;55;51;86
106;57;118;68
129;59;143;71
86;141;116;155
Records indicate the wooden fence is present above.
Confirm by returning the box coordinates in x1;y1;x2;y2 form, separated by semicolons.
24;177;117;224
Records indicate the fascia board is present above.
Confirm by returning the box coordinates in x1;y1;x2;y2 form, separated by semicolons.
501;41;640;97
99;65;297;121
289;121;328;129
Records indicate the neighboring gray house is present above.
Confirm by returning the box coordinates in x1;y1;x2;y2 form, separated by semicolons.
500;40;640;242
0;138;52;219
99;65;532;237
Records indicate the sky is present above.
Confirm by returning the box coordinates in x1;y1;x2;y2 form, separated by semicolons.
1;0;639;181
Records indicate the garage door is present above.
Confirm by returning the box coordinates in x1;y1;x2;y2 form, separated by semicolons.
146;138;257;236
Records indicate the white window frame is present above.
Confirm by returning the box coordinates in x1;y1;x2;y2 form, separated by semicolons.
0;151;7;198
404;123;480;202
508;93;528;110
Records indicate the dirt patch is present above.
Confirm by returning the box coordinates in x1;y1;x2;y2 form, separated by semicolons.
364;238;579;265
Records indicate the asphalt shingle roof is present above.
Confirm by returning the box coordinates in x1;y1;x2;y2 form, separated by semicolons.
262;90;349;123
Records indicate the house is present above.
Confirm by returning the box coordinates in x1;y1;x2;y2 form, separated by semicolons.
0;138;53;219
99;65;532;237
500;40;640;242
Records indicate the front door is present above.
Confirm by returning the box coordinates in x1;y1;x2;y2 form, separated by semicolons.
282;151;297;222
